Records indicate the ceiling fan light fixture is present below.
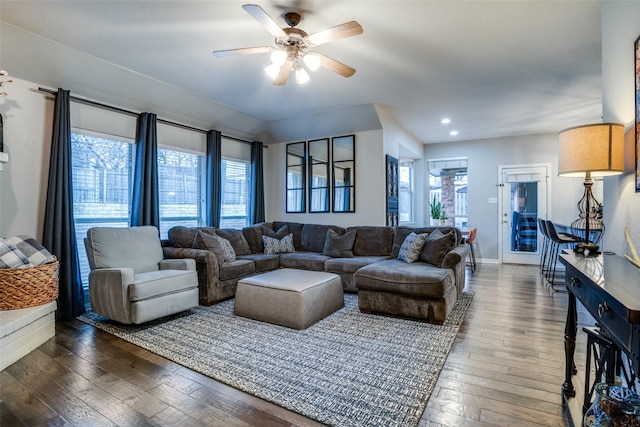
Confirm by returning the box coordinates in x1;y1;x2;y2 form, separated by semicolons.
303;53;321;71
296;66;310;84
265;63;281;80
270;49;287;66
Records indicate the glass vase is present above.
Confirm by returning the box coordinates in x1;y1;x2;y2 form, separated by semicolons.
584;383;640;427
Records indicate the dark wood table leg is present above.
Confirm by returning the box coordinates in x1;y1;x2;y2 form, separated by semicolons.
563;289;577;398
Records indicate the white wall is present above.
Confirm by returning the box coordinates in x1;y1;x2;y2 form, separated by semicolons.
601;1;640;257
375;105;426;226
424;133;593;261
265;129;386;227
0;77;53;239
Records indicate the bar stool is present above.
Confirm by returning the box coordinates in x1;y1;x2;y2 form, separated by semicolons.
544;220;579;291
538;218;551;276
466;228;477;271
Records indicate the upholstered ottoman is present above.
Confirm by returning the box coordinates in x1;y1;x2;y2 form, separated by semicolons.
234;269;344;329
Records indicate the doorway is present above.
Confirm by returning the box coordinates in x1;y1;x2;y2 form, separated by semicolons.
499;164;549;265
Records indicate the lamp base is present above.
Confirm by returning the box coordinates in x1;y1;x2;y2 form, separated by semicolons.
574;243;600;256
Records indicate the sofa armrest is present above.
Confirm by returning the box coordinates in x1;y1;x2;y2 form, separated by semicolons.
159;258;196;271
162;246;221;305
88;267;135;324
442;245;470;296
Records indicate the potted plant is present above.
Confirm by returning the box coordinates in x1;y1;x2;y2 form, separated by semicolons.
430;195;448;226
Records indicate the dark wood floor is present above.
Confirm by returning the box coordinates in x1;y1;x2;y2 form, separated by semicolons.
1;263;592;427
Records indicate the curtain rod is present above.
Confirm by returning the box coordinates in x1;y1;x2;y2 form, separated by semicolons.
38;87;257;146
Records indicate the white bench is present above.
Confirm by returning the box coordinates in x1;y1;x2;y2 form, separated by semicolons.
234;269;344;330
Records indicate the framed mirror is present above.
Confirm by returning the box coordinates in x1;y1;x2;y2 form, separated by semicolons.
332;135;355;213
308;138;330;212
286;141;306;213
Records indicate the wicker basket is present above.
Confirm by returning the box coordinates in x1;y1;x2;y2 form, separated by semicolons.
0;258;59;310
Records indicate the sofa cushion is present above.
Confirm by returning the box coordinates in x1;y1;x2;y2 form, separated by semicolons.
192;231;231;265
300;224;345;253
420;229;457;267
129;269;197;302
219;259;255;281
216;229;251;256
354;259;454;298
324;256;388;275
263;233;295;254
237;253;280;273
347;226;394;256
168;226;200;249
279;252;331;271
398;232;429;263
323;229;356;258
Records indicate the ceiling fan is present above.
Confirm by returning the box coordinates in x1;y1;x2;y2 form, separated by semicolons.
213;4;363;85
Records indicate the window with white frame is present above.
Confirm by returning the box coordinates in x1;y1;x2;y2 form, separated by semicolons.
428;158;468;229
71;131;134;289
399;160;414;223
220;158;251;229
157;147;206;238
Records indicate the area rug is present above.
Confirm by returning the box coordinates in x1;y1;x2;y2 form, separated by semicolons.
78;292;473;427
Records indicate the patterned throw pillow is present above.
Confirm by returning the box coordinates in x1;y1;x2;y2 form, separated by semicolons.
262;233;295;254
397;232;428;263
214;234;237;262
0;238;32;268
7;235;55;266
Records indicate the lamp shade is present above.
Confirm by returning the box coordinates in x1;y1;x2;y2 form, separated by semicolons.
558;123;624;177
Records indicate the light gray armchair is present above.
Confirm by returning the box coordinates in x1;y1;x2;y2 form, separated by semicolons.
85;226;199;324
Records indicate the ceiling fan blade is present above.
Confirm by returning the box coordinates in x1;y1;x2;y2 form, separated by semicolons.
307;21;363;46
242;4;287;38
273;59;293;85
315;53;356;78
213;46;274;57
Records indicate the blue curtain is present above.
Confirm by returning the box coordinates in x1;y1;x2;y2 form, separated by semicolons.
43;89;85;319
249;141;265;224
206;130;222;227
130;113;159;227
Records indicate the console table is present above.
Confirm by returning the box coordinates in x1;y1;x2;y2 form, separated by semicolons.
560;252;640;426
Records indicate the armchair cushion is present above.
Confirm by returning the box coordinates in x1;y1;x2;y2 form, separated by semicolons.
86;226;164;274
129;269;199;302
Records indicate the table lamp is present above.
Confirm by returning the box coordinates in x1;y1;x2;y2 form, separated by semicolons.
558;123;624;254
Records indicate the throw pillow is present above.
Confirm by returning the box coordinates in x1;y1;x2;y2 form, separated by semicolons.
214;234;237;263
420;229;457;266
0;238;32;268
322;229;356;258
168;226;200;248
7;235;55;266
262;233;295;254
192;231;231;265
397;232;428;263
262;224;290;239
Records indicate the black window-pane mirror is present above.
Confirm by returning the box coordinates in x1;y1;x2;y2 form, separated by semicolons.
286;142;306;213
309;138;330;213
332;135;355;213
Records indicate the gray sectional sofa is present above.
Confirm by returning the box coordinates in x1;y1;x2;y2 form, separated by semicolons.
162;222;470;324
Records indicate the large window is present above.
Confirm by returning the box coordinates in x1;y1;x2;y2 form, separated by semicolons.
399;161;414;223
71;131;134;288
220;158;251;229
158;147;206;238
428;158;468;229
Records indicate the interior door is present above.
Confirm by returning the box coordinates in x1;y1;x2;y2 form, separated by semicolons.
500;165;549;265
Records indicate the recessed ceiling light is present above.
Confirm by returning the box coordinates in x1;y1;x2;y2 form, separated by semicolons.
449;130;459;136
440;118;451;124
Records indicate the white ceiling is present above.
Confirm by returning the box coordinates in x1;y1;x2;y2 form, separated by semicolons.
0;1;603;144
